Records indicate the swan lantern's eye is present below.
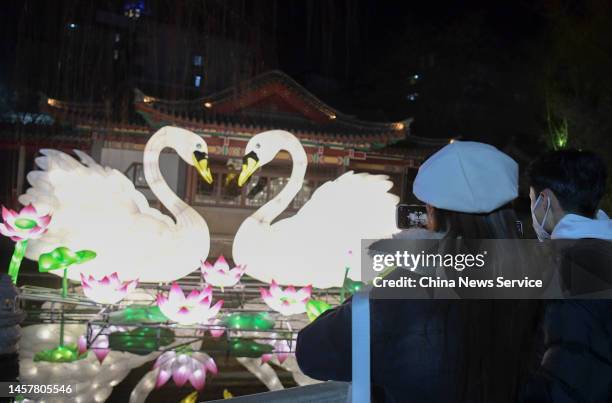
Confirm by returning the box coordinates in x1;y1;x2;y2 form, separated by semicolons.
196;143;202;149
255;143;261;149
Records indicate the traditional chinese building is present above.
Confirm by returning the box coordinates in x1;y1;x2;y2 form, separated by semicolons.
1;70;449;258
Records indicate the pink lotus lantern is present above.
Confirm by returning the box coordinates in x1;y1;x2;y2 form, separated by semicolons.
207;318;225;338
156;283;223;325
260;337;291;365
77;335;88;356
260;280;312;316
79;325;126;363
154;349;218;391
81;272;138;304
1;204;51;283
201;255;246;290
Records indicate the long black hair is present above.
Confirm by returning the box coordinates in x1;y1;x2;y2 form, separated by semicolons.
430;206;544;403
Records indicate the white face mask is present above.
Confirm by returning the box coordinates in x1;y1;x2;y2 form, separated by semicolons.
531;194;551;241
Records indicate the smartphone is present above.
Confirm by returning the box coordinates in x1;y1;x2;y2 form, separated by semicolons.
396;204;427;229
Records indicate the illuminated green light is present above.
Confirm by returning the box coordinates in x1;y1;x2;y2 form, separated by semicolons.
109;305;169;324
222;312;274;331
34;344;87;363
344;277;365;295
306;300;332;322
108;326;174;355
229;338;274;358
14;218;37;230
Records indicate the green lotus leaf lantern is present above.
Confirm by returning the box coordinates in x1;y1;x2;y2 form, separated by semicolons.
38;246;96;297
108;305;169;324
108;326;175;355
229;338;274;358
306;299;332;322
34;343;87;363
221;312;275;331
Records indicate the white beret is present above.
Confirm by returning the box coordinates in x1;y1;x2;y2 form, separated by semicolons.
413;141;518;213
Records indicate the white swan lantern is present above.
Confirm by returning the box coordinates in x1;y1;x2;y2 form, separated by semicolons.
19;126;212;282
233;130;399;288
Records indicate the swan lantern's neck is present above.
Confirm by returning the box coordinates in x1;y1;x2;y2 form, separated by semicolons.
143;128;207;232
251;133;308;224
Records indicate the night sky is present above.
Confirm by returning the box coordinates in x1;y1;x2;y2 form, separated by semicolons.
1;1;611;155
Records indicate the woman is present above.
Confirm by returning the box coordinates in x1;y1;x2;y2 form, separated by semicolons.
296;141;543;403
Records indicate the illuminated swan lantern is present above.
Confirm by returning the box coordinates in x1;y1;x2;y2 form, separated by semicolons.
233;130;399;288
19;126;213;282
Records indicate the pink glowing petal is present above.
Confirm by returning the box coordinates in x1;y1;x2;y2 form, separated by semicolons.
10;235;25;242
260;288;272;300
204;357;218;375
169;282;185;303
109;272;120;284
178;306;190;315
209;327;225;338
0;221;16;235
189;367;206;391
155;368;172;388
214;255;229;272
277;352;290;364
80;273;91;289
20;204;37;216
261;354;272;364
94;348;109;363
203;261;214;271
156;293;168;306
172;364;190;387
125;279;138;293
285;285;296;295
208;300;223;317
38;214;52;227
99;276;111;285
77;335;87;355
154;351;175;369
1;206;17;223
186;289;202;303
202;284;213;296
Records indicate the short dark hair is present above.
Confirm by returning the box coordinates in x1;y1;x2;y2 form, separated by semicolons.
527;149;607;217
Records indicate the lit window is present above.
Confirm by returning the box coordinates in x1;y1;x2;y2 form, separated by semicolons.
115;33;121;43
407;93;419;101
194;75;202;88
193;55;203;66
114;50;119;60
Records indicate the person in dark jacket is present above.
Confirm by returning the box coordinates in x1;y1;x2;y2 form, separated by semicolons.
522;149;612;402
296;142;543;403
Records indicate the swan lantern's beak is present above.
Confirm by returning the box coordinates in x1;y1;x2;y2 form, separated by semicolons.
238;151;260;187
192;151;213;184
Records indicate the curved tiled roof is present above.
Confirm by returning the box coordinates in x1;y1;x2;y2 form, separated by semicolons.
133;70;415;150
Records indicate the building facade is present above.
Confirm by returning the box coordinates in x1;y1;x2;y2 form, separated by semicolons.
1;70;448;259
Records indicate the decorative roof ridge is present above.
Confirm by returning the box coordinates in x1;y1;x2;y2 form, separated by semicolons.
134;69;412;131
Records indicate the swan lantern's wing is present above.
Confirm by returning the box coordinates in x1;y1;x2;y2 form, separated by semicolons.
267;171;400;286
287;171;399;237
18;149;175;261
